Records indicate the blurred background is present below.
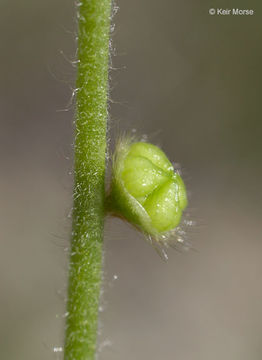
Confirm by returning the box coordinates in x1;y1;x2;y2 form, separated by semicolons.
0;0;262;359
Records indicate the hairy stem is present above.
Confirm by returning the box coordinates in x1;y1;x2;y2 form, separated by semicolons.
64;1;111;359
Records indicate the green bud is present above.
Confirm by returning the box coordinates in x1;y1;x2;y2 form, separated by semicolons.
107;137;187;239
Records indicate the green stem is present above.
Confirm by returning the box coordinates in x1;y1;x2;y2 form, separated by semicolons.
64;1;112;359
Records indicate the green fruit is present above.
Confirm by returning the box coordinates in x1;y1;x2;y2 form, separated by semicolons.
108;137;187;238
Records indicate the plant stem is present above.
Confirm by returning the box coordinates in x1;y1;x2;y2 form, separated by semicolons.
64;1;111;359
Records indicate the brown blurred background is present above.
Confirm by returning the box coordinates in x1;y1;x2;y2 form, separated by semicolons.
0;1;262;359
